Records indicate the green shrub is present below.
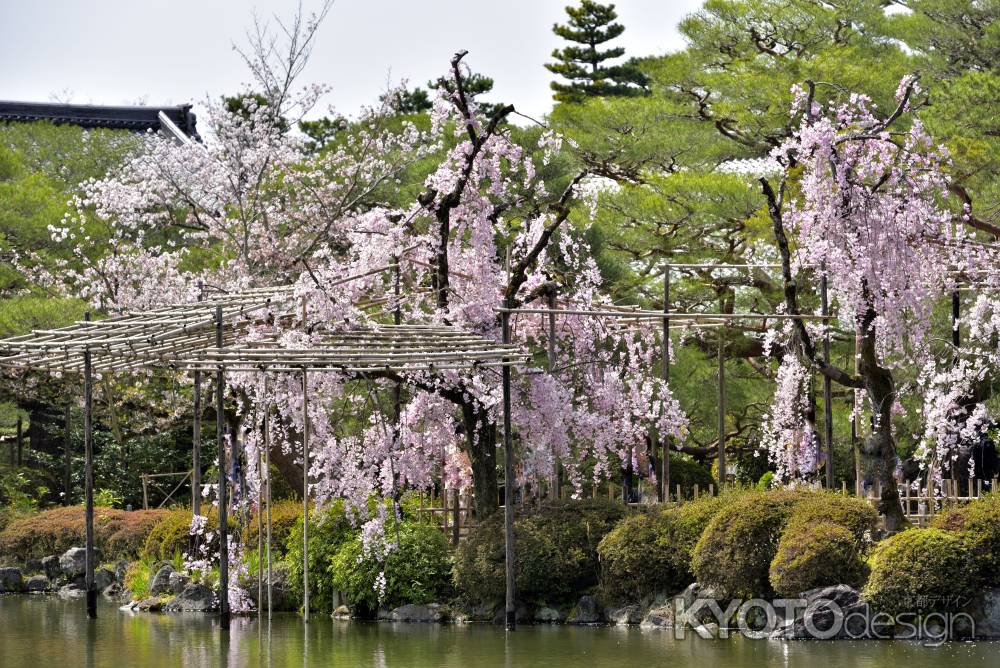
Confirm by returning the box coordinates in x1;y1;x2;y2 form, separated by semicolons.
454;499;626;605
663;493;739;572
141;508;218;561
284;502;354;614
243;499;303;558
692;490;804;598
0;506;128;561
757;471;775;490
863;528;976;615
769;521;867;597
106;509;170;559
932;493;1000;587
786;493;878;549
330;521;453;614
668;455;717;500
597;510;675;603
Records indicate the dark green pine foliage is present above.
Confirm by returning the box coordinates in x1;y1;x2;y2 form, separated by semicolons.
546;0;647;103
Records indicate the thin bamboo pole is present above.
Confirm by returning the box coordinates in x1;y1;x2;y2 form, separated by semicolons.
547;289;560;500
501;294;516;631
822;274;834;489
192;371;201;516
216;305;230;631
264;391;272;621
302;366;310;623
661;266;670;502
717;301;726;482
83;311;96;619
63;398;71;505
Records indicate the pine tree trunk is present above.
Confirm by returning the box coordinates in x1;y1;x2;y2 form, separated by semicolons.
462;403;499;519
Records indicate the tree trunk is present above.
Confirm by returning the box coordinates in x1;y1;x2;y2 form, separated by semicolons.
857;308;906;531
462;403;499;519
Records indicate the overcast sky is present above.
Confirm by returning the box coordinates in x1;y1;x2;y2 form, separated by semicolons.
0;0;703;121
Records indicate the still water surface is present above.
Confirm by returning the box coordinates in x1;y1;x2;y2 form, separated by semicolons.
0;597;996;667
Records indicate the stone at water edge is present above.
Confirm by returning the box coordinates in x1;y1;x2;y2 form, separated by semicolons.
148;564;175;597
0;567;25;593
41;555;61;581
606;605;643;626
168;571;190;595
25;575;50;592
94;567;115;591
59;548;87;578
534;606;563;623
57;583;86;599
332;604;352;620
102;582;125;600
163;583;218;612
567;595;602;624
961;588;1000;639
383;603;448;623
24;558;43;574
640;604;675;629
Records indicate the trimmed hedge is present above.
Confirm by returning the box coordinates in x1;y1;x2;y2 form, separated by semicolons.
141;508;218;561
785;493;878;549
597;510;674;603
105;509;171;559
454;499;626;605
597;492;738;603
932;493;1000;587
769;521;867;597
330;521;453;614
0;506;129;561
864;527;976;615
692;490;804;598
243;499;303;558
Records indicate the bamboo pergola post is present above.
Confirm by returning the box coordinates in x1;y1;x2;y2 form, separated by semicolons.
83;310;96;619
547;289;560;500
301;367;310;623
192;371;201;516
821;273;834;489
142;474;149;510
216;306;230;631
63;399;71;505
661;265;670;502
501;295;516;631
16;415;23;466
717;299;726;483
264;392;272;620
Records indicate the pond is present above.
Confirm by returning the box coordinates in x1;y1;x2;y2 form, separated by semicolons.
0;597;996;667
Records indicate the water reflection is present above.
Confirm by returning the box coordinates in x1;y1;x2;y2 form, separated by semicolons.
0;597;997;668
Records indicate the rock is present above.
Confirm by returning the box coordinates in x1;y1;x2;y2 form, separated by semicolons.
41;555;61;581
25;558;43;574
568;595;602;625
332;604;352;621
963;588;1000;639
246;563;297;612
640;604;676;629
383;603;447;623
164;583;217;612
491;604;533;625
148;564;175;597
102;582;124;600
114;561;129;583
168;571;190;595
0;567;24;593
58;583;86;599
534;606;563;623
606;605;643;626
94;567;115;591
59;548;87;578
25;575;50;592
770;585;868;640
135;597;164;612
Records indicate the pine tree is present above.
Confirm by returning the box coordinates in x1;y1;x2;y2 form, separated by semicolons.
546;0;647;103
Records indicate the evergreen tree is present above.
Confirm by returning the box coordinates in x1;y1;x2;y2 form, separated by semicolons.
546;0;647;102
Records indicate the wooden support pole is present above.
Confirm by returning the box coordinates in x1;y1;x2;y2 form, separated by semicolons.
64;399;72;505
821;274;834;489
451;488;460;546
16;415;23;466
192;371;202;516
547;289;560;500
142;474;149;510
301;368;310;623
501;296;516;631
716;302;728;484
952;291;961;350
83;311;96;619
257;421;263;616
216;306;230;631
661;265;670;502
264;394;272;621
